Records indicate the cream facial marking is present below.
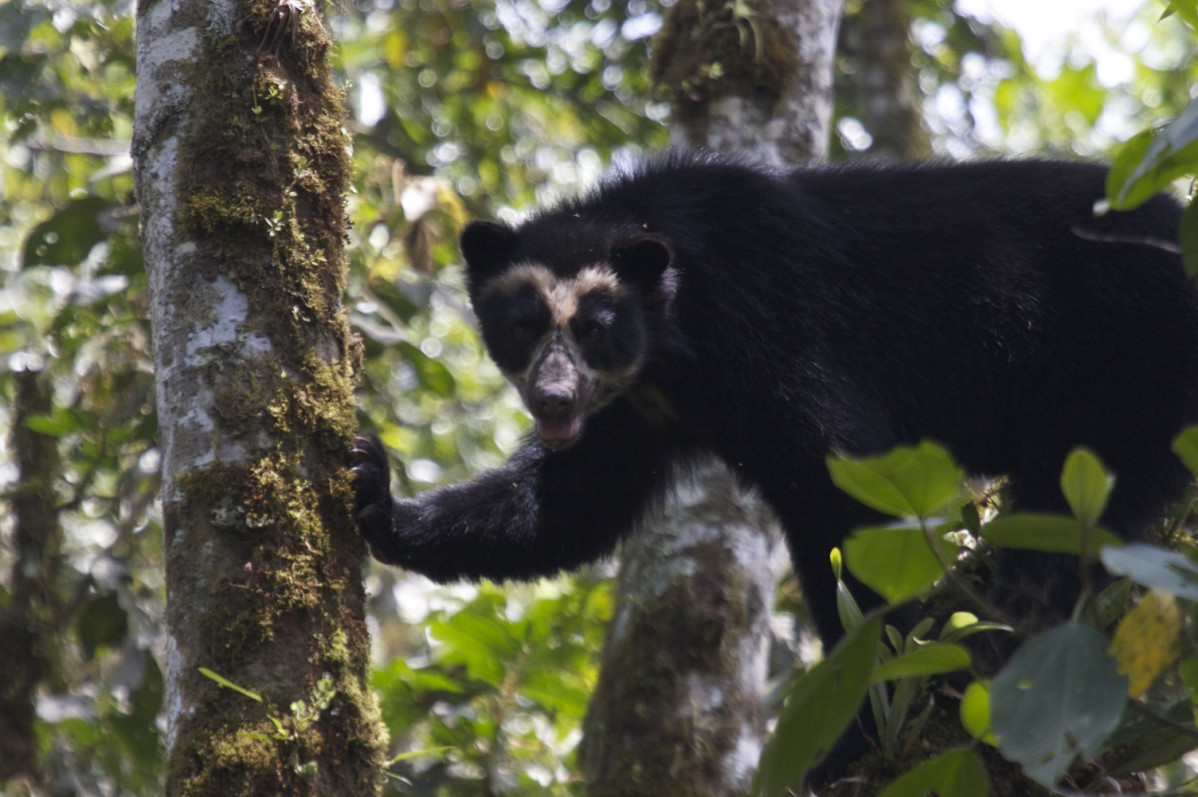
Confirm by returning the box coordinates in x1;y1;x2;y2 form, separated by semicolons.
480;262;625;328
478;261;645;435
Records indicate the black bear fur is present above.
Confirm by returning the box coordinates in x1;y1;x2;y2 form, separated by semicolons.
354;151;1197;676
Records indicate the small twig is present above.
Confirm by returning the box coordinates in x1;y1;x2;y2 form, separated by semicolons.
1070;225;1183;255
1128;698;1198;739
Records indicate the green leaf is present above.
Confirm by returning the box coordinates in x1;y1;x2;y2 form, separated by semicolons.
429;611;521;686
753;615;883;797
1103;725;1198;776
872;642;970;682
1107;99;1198;210
198;668;263;703
24;408;90;437
981;513;1123;554
1059;448;1111;526
398;341;457;397
991;623;1128;789
519;668;591;717
22;195;115;269
1180;655;1198;704
960;680;995;745
1172;425;1198;477
843;523;958;604
1162;0;1198;31
877;747;989;797
827;441;964;518
938;611;1012;643
1100;543;1198;600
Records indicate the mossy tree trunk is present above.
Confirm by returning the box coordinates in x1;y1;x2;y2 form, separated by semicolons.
132;1;385;794
579;1;845;794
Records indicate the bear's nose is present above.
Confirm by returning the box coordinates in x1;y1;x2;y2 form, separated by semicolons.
532;384;575;420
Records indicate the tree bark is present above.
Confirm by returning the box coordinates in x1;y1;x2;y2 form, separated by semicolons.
132;1;384;793
0;369;62;784
580;1;845;793
837;0;931;159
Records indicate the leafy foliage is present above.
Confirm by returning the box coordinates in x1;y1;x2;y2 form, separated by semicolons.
7;0;1198;793
760;436;1198;794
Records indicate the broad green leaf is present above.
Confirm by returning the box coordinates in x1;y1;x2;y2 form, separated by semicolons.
1108;589;1183;698
877;747;989;797
827;441;963;518
1059;448;1111;527
960;680;995;745
429;612;521;686
753;615;883;797
519;668;592;716
1162;0;1198;31
872;642;970;682
991;623;1128;789
1101;543;1198;600
1172;425;1198;477
843;523;958;604
1108;99;1198;210
981;513;1122;554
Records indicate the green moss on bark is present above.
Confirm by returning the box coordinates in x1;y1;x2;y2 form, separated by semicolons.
579;535;767;796
161;1;383;794
650;0;801;122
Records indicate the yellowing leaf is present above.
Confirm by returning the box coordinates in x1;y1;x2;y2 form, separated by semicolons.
1108;590;1183;698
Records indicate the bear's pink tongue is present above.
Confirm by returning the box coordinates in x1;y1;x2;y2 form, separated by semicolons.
536;415;583;442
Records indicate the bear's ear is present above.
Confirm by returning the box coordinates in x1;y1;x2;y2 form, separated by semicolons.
610;235;673;289
461;221;519;288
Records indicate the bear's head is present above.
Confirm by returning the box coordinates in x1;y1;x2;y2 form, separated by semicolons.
460;219;674;449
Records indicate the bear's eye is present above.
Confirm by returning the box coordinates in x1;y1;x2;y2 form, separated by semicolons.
581;321;606;342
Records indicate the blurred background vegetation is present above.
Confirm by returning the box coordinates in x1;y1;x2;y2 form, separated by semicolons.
2;0;1198;793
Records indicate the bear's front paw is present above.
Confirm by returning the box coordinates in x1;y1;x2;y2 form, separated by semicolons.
350;434;394;549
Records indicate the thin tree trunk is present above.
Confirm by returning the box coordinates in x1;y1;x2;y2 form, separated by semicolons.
579;1;845;793
0;369;62;783
132;1;385;793
837;0;931;159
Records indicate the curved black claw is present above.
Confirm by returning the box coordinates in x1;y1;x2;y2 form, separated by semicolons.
350;434;394;550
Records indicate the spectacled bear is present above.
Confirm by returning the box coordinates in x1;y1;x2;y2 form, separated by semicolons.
353;151;1197;675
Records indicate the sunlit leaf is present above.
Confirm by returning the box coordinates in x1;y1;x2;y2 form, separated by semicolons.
1059;448;1111;527
827;441;963;518
1108;589;1183;698
1108;99;1198;210
843;522;958;604
960;680;995;746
